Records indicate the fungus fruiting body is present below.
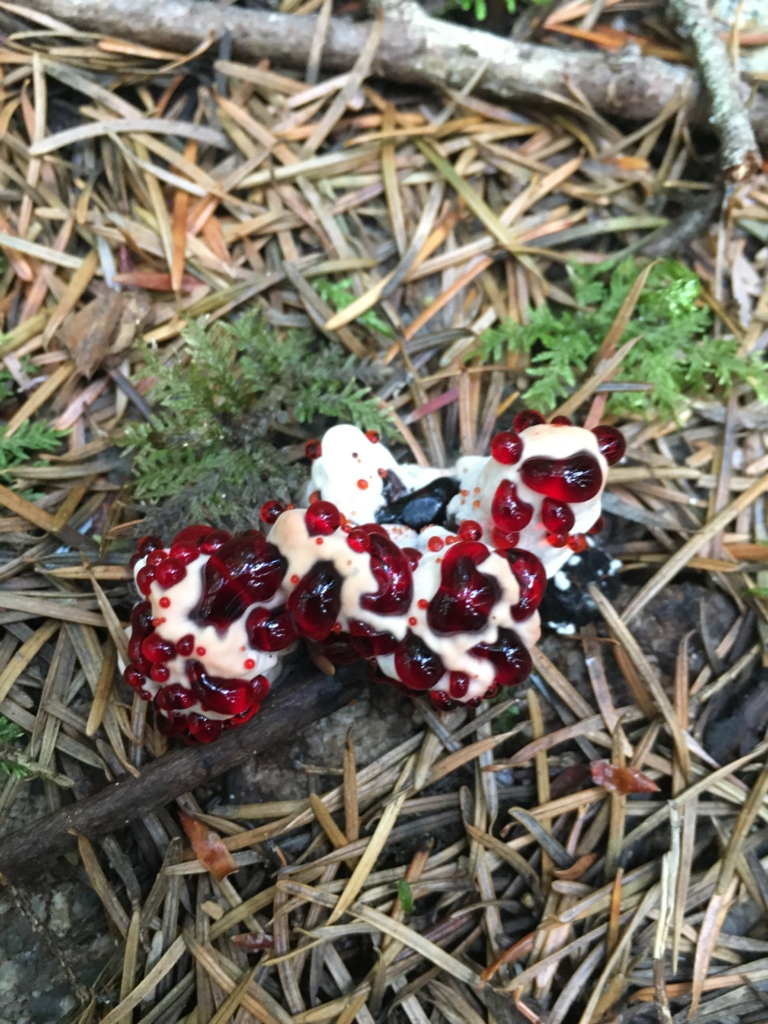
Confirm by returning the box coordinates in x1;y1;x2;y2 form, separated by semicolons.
126;418;622;741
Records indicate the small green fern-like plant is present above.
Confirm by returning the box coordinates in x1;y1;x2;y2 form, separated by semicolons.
0;714;29;779
313;277;394;337
478;258;768;418
119;312;390;529
442;0;547;23
0;364;65;479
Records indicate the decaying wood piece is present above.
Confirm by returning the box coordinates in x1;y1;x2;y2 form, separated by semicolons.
668;0;760;180
17;0;768;148
0;658;365;885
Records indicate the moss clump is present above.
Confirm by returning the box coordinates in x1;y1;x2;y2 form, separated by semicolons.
119;312;389;531
478;258;768;419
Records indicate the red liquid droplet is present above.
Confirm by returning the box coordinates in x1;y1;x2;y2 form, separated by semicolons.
513;410;545;433
136;566;156;595
417;598;428;609
146;549;168;567
305;438;322;460
177;634;194;656
188;660;258;716
520;451;602;503
155;558;186;589
123;665;146;689
360;532;413;616
287;561;342;641
305;501;341;536
172;525;211;547
550;415;571;425
490;430;522;465
471;627;531;687
394;632;445;690
402;548;422;570
490;527;520;551
200;530;233;554
449;671;470;699
408;616;417;626
244;658;256;671
150;664;170;683
427;541;498;635
504;548;546;621
159;596;171;609
491;480;533;533
347;528;371;553
547;533;569;547
588;514;606;536
246;606;297;652
155;684;195;713
568;533;588;552
130;601;153;636
128;633;145;662
260;500;285;525
428;536;444;553
430;690;459;711
197;535;286;629
459;520;482;542
187;713;222;744
348;619;397;657
592;425;626;466
365;430;380;443
290;574;300;585
142;633;176;663
541;497;574;535
196;646;206;656
169;541;200;566
357;479;369;490
317;632;361;666
137;535;163;558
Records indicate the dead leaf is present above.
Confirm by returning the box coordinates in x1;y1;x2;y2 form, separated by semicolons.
590;760;660;794
178;811;238;881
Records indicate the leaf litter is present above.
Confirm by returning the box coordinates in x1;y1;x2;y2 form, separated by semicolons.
0;1;766;1022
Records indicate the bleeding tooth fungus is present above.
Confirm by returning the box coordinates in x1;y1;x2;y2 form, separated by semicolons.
127;418;621;741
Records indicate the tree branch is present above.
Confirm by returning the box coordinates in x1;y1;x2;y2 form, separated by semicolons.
0;658;365;885
15;0;768;149
669;0;759;180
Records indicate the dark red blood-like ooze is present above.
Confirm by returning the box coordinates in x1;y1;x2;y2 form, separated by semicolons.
123;665;146;689
172;525;212;548
260;500;285;525
504;548;546;621
592;425;626;466
471;627;531;687
246;605;297;652
196;534;286;630
490;528;520;551
136;565;156;595
513;410;545;433
491;480;534;534
199;530;233;555
588;514;606;536
317;632;361;666
154;684;196;713
186;713;222;744
348;618;398;657
430;690;460;711
490;431;522;465
449;671;470;699
287;561;342;641
131;601;153;636
155;558;187;589
520;451;602;503
141;633;176;664
541;497;575;536
427;541;499;635
360;531;413;616
394;631;445;691
155;712;188;737
187;660;264;716
305;501;341;536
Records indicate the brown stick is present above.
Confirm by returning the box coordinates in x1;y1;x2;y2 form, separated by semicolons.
15;0;768;147
0;658;365;885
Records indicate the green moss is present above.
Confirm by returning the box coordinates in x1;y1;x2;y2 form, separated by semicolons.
118;312;390;531
476;258;768;419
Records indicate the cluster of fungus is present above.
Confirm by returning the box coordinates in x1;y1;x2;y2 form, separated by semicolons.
127;414;624;742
